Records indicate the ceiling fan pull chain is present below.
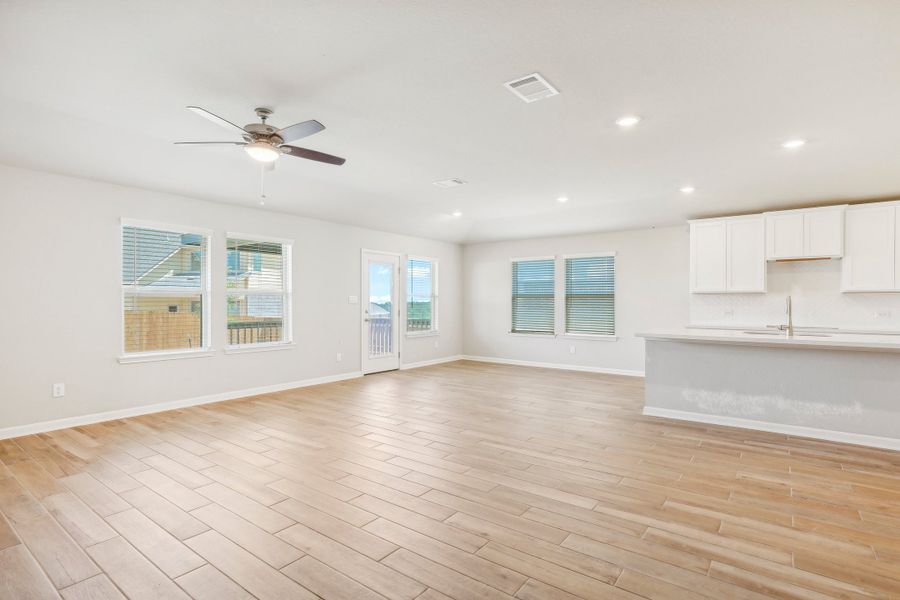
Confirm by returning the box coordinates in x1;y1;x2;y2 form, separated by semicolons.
259;165;267;205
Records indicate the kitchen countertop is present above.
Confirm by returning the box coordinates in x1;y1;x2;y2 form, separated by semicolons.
636;328;900;352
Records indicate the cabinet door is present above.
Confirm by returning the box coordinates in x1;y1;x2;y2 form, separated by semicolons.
766;213;804;259
842;204;895;291
690;221;727;292
895;207;900;291
727;217;766;292
804;208;844;258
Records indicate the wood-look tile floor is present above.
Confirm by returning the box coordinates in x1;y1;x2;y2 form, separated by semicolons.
2;360;900;599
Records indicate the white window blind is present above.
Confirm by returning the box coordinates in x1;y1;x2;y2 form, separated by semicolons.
226;236;292;346
407;257;438;334
511;259;555;334
565;255;615;336
122;224;209;355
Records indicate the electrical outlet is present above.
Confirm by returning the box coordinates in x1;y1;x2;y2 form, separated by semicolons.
336;352;343;362
569;345;576;354
52;383;65;398
348;295;358;304
723;309;735;318
433;340;439;349
876;310;891;319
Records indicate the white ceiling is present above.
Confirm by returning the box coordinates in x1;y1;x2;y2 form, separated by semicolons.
2;1;900;243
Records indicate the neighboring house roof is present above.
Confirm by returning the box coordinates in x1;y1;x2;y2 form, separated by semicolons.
146;272;201;288
143;270;250;288
123;228;202;284
368;302;390;317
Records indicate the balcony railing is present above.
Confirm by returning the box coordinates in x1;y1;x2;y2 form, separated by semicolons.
407;318;432;332
227;318;283;345
368;315;392;356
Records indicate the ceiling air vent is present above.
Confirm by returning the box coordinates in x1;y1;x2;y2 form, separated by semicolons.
504;73;559;103
433;178;467;188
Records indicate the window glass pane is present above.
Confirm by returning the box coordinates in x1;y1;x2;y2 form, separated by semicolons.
227;250;240;272
122;226;204;290
368;263;393;356
511;259;555;334
226;238;283;290
407;258;433;332
227;293;285;345
123;294;202;353
565;256;615;335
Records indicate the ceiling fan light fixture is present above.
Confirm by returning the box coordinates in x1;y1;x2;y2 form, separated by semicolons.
245;141;280;163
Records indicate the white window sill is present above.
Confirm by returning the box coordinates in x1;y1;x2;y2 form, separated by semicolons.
118;349;215;364
224;342;296;355
563;333;618;341
406;330;440;338
508;332;557;339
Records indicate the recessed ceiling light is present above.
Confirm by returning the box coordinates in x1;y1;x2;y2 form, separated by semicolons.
679;186;695;194
781;138;807;150
615;115;641;128
452;210;462;217
557;196;568;203
433;178;467;188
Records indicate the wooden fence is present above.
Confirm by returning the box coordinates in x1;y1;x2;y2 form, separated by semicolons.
124;311;201;353
125;312;283;352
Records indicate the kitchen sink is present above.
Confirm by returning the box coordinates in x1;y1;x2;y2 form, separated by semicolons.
741;331;831;338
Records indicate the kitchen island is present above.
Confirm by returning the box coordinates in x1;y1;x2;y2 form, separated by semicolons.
636;329;900;449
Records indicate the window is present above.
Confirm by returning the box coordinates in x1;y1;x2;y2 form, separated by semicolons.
226;235;292;347
565;254;615;336
511;258;555;334
406;257;438;334
121;222;210;356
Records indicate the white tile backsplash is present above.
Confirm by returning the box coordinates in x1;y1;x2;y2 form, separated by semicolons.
690;260;900;331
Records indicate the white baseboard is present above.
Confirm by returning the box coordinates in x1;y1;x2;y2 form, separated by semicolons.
400;355;463;370
642;406;900;451
0;371;363;441
460;355;644;378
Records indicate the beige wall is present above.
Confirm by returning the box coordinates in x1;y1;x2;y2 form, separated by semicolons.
0;164;463;431
462;226;691;374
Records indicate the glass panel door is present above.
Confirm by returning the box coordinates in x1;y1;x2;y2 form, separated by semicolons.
362;251;400;373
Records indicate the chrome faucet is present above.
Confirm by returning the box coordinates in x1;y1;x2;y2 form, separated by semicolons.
778;295;794;337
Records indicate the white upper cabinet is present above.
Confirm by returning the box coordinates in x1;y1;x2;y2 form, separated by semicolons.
765;206;845;260
690;215;765;293
690;219;727;292
727;217;766;292
805;207;844;257
766;212;804;259
842;202;897;292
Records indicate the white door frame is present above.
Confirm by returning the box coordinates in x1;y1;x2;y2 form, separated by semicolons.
361;249;401;374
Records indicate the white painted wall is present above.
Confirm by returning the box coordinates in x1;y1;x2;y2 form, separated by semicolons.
0;165;462;432
462;226;691;375
691;260;900;331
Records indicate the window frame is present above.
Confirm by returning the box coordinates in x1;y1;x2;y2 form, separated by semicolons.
509;255;557;336
405;255;439;337
119;218;213;363
224;231;294;352
562;251;617;339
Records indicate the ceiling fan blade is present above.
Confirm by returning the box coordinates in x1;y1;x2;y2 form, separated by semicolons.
185;106;247;136
276;120;325;143
174;141;246;145
281;145;346;165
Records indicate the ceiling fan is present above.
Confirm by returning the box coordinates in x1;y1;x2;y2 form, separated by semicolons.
176;106;346;166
